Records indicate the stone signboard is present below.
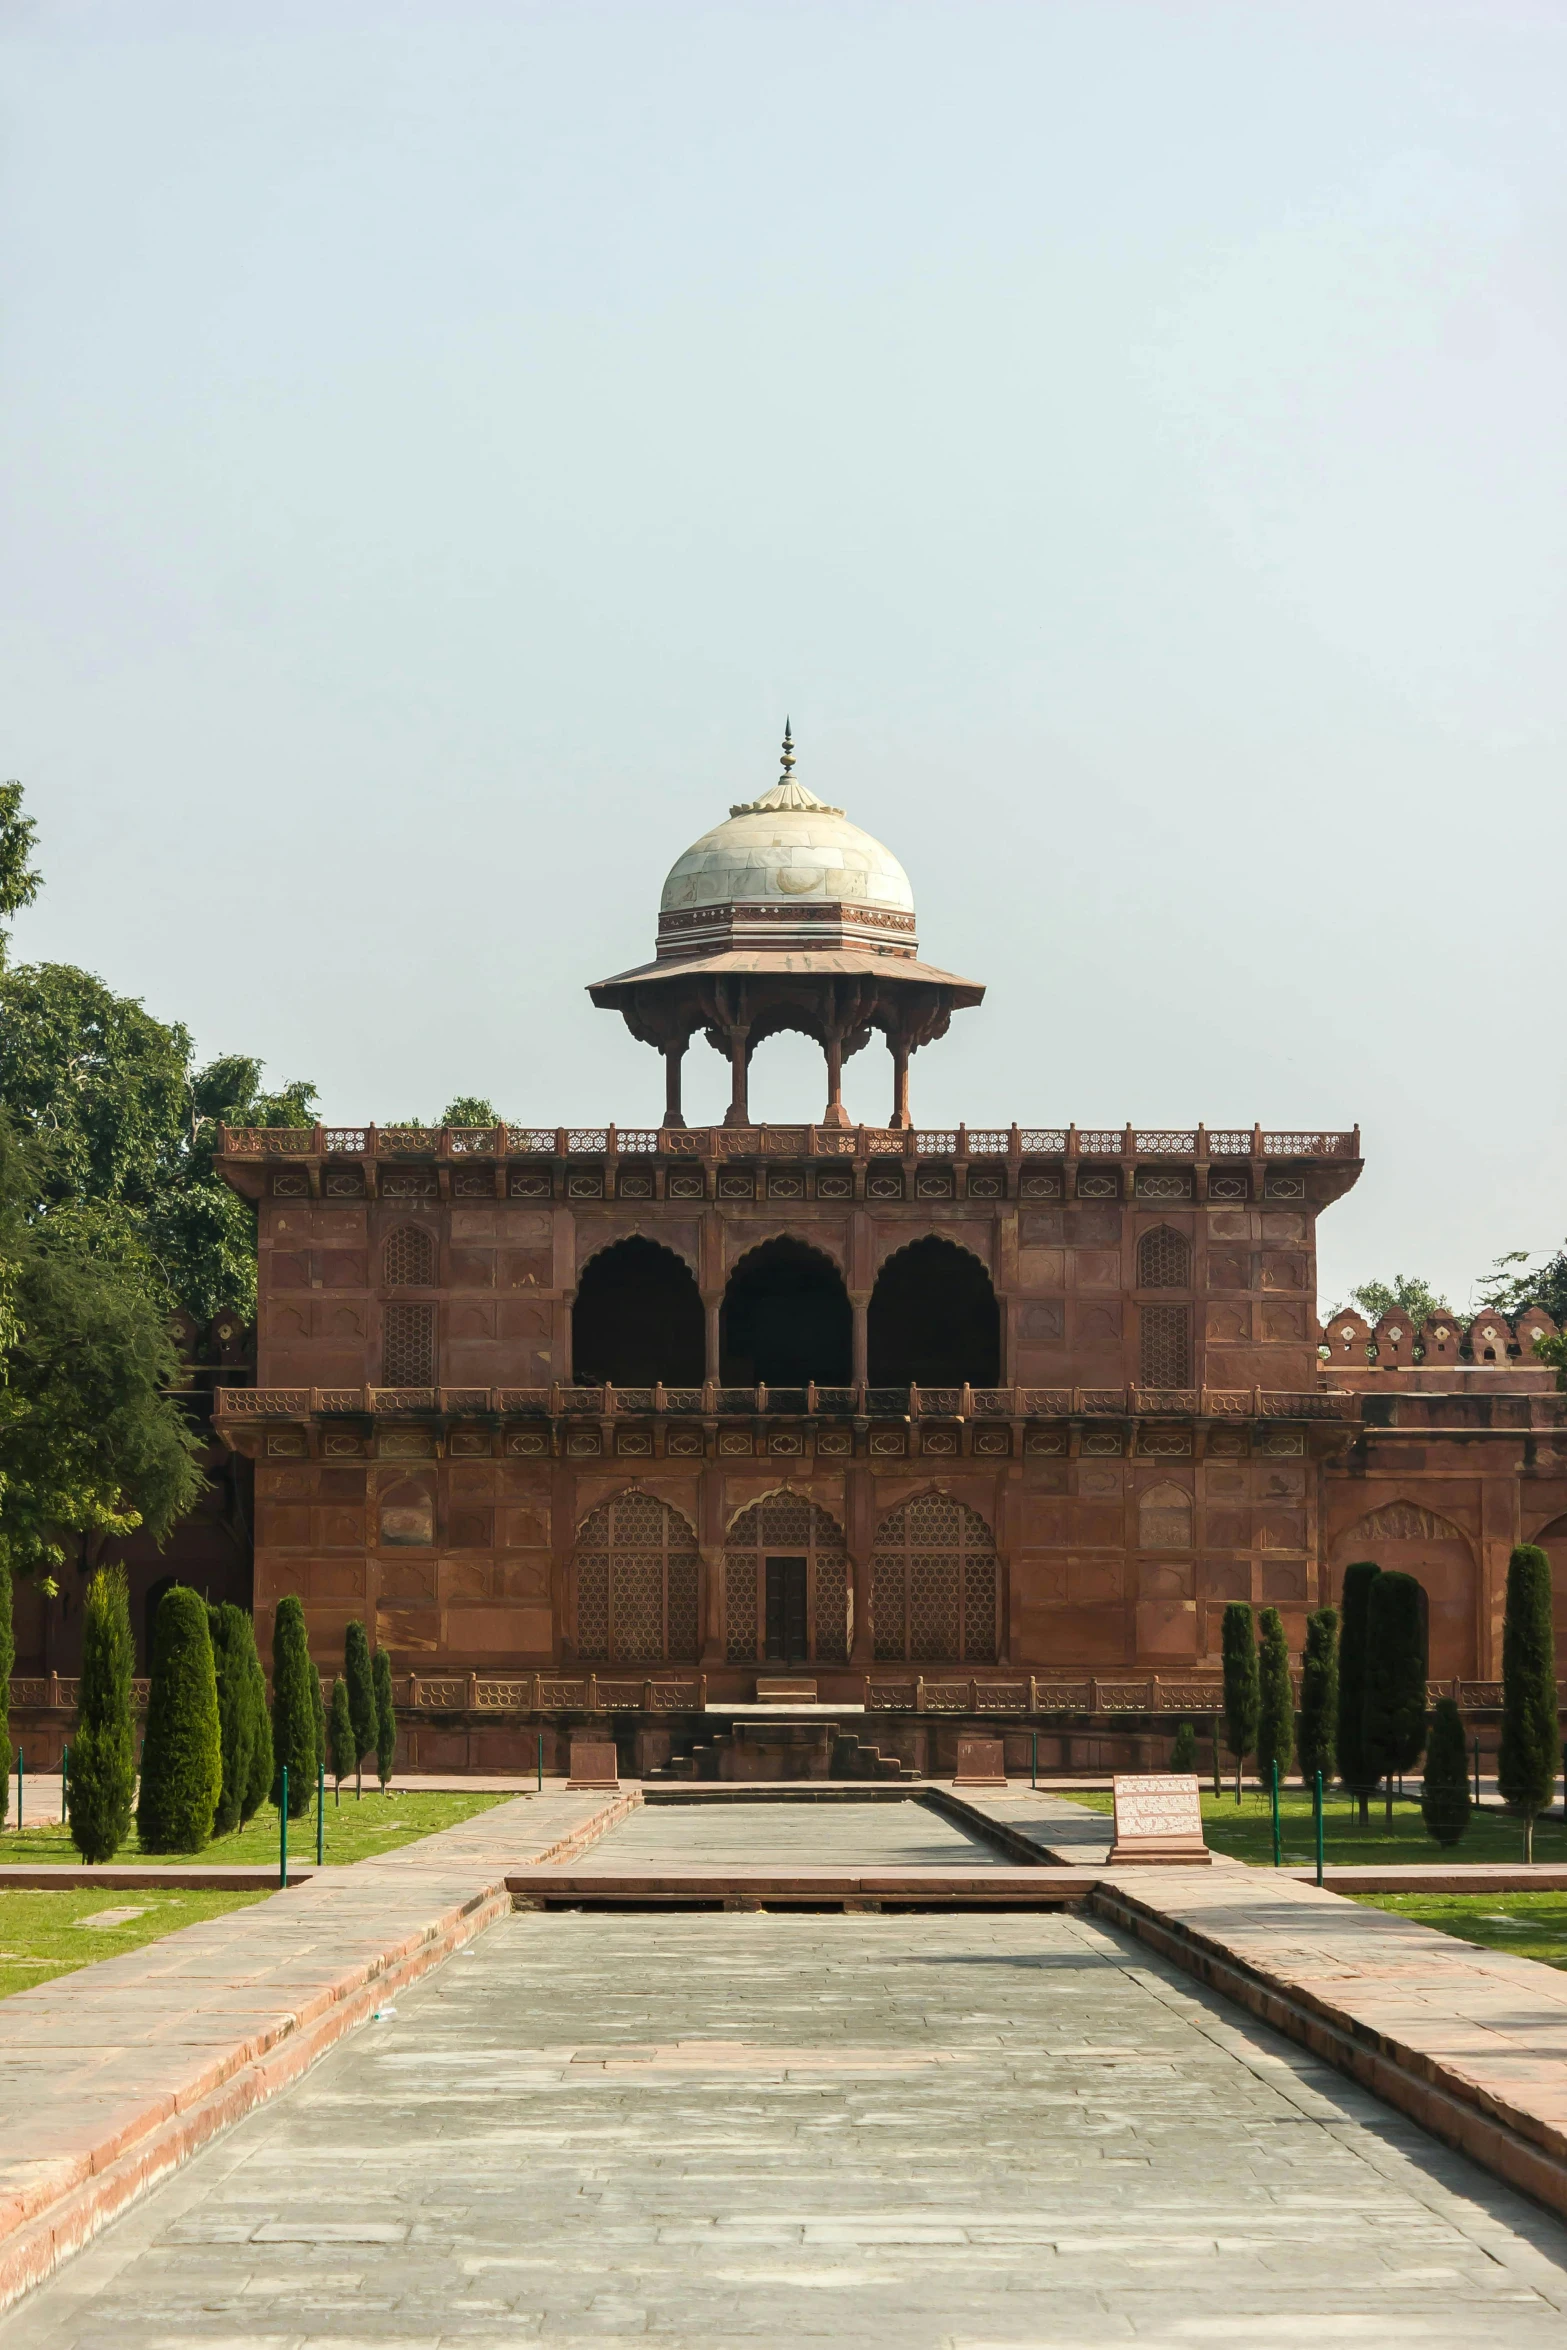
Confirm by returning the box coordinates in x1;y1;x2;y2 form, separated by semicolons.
566;1739;620;1791
953;1735;1007;1789
1107;1773;1210;1864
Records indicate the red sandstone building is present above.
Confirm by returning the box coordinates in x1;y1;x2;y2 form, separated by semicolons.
24;734;1562;1777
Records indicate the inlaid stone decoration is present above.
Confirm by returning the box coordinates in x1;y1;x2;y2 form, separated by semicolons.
1107;1773;1210;1864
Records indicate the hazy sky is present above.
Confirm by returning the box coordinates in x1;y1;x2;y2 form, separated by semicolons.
3;2;1563;1317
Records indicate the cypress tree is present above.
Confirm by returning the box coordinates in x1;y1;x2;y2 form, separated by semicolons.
1498;1543;1557;1863
1421;1696;1472;1848
242;1633;272;1823
328;1675;355;1802
0;1563;11;1831
1169;1719;1197;1772
373;1646;396;1791
343;1620;376;1798
66;1563;135;1862
208;1603;256;1838
1256;1606;1294;1785
270;1594;316;1819
1337;1562;1381;1826
1298;1605;1338;1787
1364;1569;1429;1825
1220;1601;1260;1800
136;1584;222;1853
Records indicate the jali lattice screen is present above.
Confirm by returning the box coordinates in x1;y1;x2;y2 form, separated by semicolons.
575;1490;700;1666
872;1493;997;1664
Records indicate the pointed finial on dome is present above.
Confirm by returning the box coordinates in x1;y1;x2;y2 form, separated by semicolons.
729;717;843;817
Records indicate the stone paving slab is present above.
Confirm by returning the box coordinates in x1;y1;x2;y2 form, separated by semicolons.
9;1906;1567;2347
0;1788;630;2312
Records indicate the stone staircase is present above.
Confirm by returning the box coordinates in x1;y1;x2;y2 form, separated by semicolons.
651;1723;918;1783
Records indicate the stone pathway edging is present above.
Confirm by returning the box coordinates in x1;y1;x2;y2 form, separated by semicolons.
1094;1871;1567;2223
0;1789;627;2316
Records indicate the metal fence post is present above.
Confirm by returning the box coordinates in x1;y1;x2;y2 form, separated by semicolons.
537;1731;543;1793
317;1759;325;1868
280;1765;288;1890
1270;1760;1281;1866
1314;1769;1324;1885
61;1744;69;1825
1473;1735;1481;1808
16;1748;21;1834
1031;1731;1038;1791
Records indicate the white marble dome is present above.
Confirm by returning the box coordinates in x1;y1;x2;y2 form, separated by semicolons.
659;767;914;918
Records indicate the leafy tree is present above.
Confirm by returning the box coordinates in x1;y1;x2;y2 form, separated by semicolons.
0;1117;203;1581
0;780;41;962
1337;1274;1450;1330
0;1564;11;1830
209;1603;260;1837
1364;1571;1428;1824
67;1563;135;1861
441;1096;499;1127
1255;1607;1294;1785
0;782;316;1322
1498;1544;1557;1863
1476;1247;1567;1332
242;1635;272;1824
373;1647;397;1791
1297;1606;1338;1787
1337;1562;1381;1826
344;1620;376;1798
1169;1719;1197;1772
328;1675;355;1803
1220;1602;1259;1800
1421;1697;1472;1848
136;1584;222;1853
270;1595;317;1819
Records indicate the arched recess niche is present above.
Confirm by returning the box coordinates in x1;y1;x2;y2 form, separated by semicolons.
723;1489;850;1667
573;1236;704;1386
720;1238;851;1386
1330;1502;1476;1677
868;1236;1000;1387
871;1490;998;1664
573;1490;701;1666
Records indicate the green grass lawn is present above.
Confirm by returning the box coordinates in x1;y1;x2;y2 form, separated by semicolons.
1059;1786;1567;1868
0;1787;515;1869
1350;1890;1567;1970
0;1885;269;2001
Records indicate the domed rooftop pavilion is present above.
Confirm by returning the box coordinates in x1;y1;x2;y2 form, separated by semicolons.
590;725;984;1129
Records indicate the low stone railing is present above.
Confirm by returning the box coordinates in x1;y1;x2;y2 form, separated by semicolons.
214;1383;1356;1424
219;1121;1361;1164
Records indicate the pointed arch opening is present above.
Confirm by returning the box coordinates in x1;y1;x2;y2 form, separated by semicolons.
868;1236;1000;1387
720;1238;851;1386
573;1236;704;1386
573;1489;701;1665
871;1492;997;1664
723;1489;850;1666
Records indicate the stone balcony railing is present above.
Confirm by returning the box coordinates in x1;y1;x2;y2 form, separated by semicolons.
214;1383;1357;1424
219;1121;1361;1163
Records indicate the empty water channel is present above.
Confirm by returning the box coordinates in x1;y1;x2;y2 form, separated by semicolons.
584;1793;1013;1874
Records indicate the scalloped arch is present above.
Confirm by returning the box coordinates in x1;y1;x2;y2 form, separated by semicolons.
575;1227;700;1281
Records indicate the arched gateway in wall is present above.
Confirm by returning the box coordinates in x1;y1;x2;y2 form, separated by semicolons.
574;1491;701;1666
724;1491;850;1666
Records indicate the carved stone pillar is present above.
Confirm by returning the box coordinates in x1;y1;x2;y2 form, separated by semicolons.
723;1027;751;1127
703;1293;722;1384
822;1025;850;1129
889;1033;912;1130
850;1291;870;1389
662;1040;686;1129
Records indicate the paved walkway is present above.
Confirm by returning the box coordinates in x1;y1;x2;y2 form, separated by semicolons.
0;1789;631;2309
588;1795;1008;1871
11;1904;1567;2347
